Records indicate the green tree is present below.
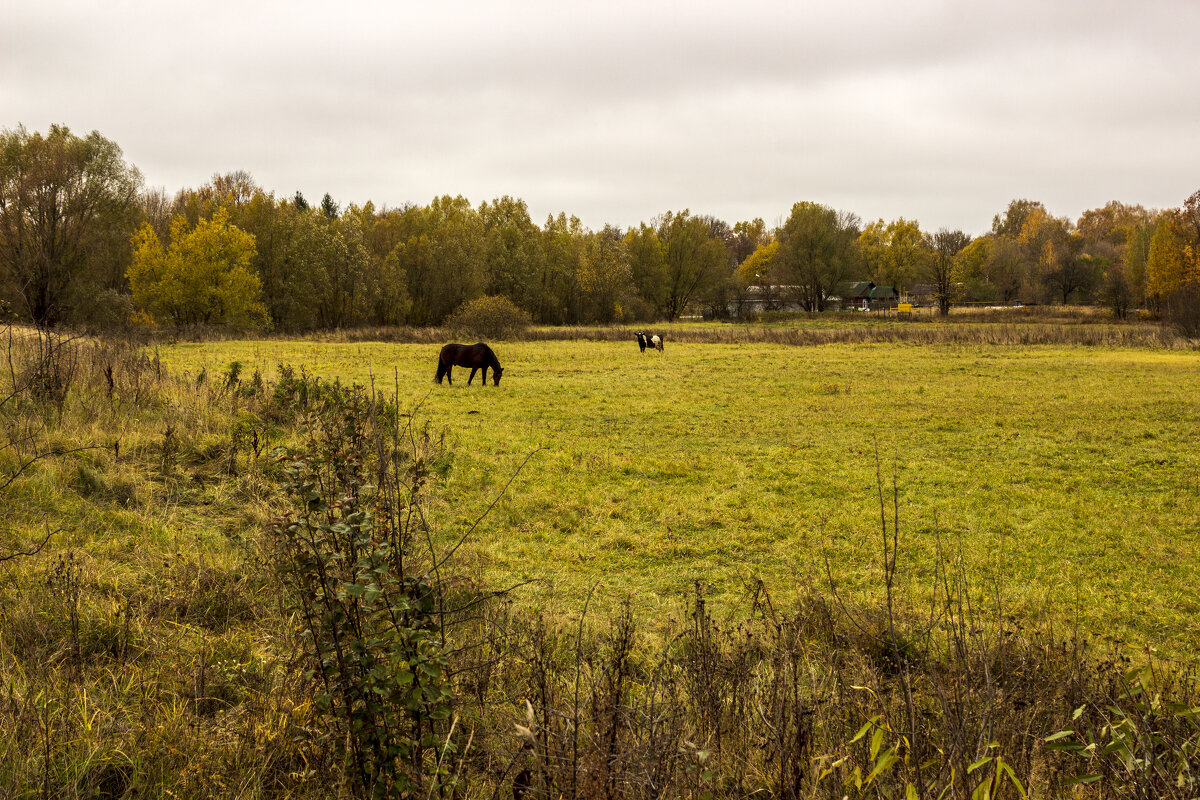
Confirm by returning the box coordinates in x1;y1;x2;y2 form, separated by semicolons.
320;192;339;220
479;196;545;315
127;207;267;329
539;212;587;323
577;225;633;323
954;236;996;301
338;203;411;327
625;223;668;317
981;236;1026;302
775;201;861;311
250;199;329;331
313;210;373;329
389;196;486;325
859;217;929;291
0;124;143;326
658;210;731;319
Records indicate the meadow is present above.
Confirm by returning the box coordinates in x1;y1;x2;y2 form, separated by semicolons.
160;335;1200;658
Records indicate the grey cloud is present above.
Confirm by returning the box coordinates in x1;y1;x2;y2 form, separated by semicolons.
5;0;1199;235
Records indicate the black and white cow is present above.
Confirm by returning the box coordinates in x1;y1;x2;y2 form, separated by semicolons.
635;331;663;353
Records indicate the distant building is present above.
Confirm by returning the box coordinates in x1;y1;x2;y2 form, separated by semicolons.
730;285;805;317
908;283;937;306
835;281;898;310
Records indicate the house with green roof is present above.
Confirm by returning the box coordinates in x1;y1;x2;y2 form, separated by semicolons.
836;281;898;310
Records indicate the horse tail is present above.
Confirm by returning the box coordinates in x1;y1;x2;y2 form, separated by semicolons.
435;358;447;383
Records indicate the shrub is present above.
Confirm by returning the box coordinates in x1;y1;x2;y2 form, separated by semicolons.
445;295;532;339
1162;283;1200;339
68;288;135;331
270;383;456;797
1101;265;1133;320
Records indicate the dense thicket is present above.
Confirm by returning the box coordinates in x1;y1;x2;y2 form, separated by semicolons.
3;125;1199;330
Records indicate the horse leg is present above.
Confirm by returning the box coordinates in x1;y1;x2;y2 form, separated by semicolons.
445;365;452;385
468;367;478;385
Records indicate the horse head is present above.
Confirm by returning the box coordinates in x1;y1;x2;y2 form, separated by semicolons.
492;365;504;385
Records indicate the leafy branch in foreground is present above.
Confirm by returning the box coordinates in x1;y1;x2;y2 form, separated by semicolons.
269;373;540;798
270;382;452;798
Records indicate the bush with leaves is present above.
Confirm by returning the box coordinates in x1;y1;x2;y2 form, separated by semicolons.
445;294;532;340
270;383;455;798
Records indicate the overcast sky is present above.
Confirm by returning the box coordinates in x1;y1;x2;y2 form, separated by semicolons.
4;0;1199;235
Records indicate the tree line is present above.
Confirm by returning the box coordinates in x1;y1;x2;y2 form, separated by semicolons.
2;124;1198;331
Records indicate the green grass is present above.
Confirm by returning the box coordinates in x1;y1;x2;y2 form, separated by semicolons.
160;338;1200;657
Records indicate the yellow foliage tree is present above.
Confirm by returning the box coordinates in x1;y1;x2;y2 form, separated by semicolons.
127;207;269;329
1146;211;1199;300
735;240;779;288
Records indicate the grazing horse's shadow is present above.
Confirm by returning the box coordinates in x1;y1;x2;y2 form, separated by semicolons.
435;342;504;386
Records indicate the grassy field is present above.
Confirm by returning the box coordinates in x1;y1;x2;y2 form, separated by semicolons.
160;336;1200;658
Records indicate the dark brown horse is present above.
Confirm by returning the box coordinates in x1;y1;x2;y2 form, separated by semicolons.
436;342;504;386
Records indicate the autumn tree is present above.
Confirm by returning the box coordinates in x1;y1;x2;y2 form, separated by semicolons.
992;199;1047;239
1100;263;1133;319
775;202;861;311
1146;211;1198;301
127;207;267;329
1016;208;1090;303
0;124;143;326
1077;201;1153;250
731;240;781;316
927;229;970;315
1077;201;1157;312
169;171;264;231
734;240;779;288
732;218;769;265
1123;222;1155;307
